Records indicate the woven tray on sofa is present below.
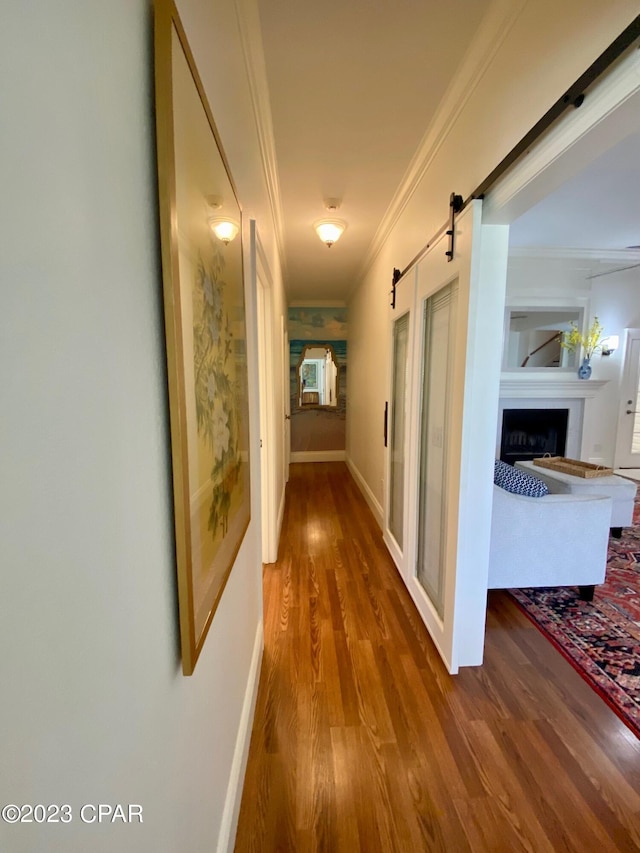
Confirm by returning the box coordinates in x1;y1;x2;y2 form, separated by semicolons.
532;456;613;478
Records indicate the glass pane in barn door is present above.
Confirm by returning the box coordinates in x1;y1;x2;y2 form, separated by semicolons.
416;283;457;616
402;202;509;674
389;312;410;548
384;269;415;577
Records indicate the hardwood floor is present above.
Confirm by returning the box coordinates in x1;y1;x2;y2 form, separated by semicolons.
235;462;640;852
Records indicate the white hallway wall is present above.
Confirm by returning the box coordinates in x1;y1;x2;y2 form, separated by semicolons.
0;2;284;852
347;0;639;514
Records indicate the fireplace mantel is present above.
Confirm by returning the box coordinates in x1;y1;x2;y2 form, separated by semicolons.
500;374;608;399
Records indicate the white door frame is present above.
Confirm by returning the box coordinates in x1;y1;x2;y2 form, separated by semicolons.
482;44;640;475
250;221;279;563
281;317;291;480
482;46;640;229
615;328;640;468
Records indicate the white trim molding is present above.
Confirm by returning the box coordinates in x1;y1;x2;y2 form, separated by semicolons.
288;299;348;308
484;42;640;226
233;0;287;276
217;621;264;853
276;477;286;554
346;456;384;529
509;246;640;263
290;450;346;463
500;376;608;398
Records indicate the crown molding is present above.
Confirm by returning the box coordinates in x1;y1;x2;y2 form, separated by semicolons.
509;246;640;262
355;0;527;287
287;300;348;308
234;0;287;280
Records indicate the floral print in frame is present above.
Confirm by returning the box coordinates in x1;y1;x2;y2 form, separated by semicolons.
155;0;251;675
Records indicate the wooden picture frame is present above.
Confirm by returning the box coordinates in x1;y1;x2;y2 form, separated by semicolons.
154;0;250;675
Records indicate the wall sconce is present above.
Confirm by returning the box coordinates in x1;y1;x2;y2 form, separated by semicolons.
601;335;619;356
314;219;347;248
209;216;239;244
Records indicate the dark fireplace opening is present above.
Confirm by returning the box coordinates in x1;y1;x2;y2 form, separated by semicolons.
500;408;569;465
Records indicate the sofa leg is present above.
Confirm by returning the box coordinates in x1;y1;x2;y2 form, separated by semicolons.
611;527;622;539
578;585;595;602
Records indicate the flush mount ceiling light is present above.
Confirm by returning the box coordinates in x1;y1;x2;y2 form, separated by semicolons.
205;195;239;245
209;216;240;244
314;219;347;248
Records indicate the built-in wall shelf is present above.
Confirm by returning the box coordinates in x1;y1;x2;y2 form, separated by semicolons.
499;375;608;398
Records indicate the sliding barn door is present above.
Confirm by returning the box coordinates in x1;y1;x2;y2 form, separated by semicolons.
404;202;509;672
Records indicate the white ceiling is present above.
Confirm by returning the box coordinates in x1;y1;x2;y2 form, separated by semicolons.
257;0;490;303
509;131;640;253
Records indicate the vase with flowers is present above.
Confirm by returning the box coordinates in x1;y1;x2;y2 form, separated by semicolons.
560;316;606;379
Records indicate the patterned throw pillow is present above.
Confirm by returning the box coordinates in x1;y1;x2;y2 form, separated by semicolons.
493;459;549;498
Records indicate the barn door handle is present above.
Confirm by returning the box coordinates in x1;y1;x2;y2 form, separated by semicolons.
384;402;388;447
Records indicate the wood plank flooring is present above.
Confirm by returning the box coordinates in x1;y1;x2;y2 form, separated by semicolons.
235;462;640;852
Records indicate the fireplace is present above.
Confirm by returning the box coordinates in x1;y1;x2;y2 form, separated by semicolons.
500;408;569;465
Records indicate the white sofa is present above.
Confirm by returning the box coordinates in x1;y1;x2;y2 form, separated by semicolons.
515;460;636;534
488;484;612;598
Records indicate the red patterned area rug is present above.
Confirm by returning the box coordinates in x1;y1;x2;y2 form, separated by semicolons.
509;499;640;740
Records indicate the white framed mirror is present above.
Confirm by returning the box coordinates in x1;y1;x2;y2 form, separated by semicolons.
502;307;584;370
296;343;339;407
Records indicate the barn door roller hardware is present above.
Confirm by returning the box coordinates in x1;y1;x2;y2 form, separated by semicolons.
445;193;463;262
390;267;402;309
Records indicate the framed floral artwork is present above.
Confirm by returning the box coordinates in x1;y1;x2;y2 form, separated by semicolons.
154;0;251;674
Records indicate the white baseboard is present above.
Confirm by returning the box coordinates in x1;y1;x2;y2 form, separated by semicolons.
346;455;384;529
217;620;264;853
290;450;346;463
274;482;286;562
